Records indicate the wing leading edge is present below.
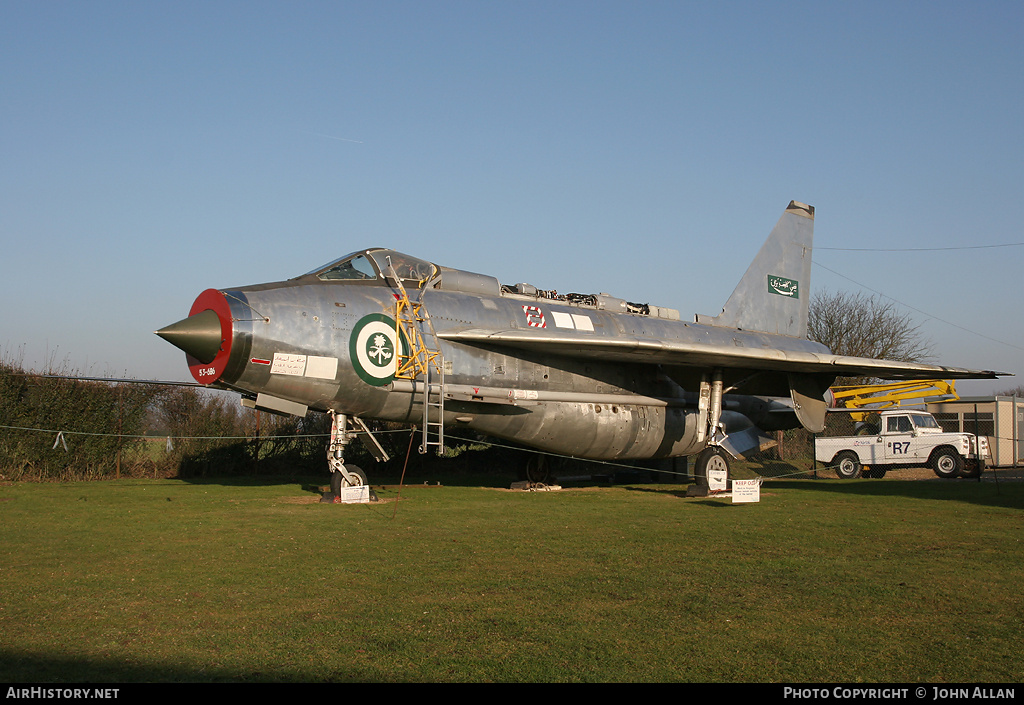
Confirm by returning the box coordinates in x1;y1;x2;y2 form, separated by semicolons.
437;328;1005;381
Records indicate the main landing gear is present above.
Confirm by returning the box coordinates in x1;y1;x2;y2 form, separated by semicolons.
687;369;732;496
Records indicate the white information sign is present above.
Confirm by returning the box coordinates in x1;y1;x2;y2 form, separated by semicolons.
732;478;761;503
338;485;370;504
708;468;728;492
271;353;307;376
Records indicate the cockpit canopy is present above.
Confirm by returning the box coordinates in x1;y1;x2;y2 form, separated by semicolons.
300;247;677;319
307;249;438;286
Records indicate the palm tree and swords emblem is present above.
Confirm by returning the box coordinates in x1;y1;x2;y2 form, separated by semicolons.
350;313;407;386
366;332;393;366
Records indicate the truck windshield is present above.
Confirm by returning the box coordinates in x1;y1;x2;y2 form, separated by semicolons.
910;414;941;430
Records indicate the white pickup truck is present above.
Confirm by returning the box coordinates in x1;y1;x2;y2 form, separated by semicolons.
814;410;989;479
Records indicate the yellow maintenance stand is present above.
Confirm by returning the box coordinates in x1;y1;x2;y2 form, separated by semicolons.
830;380;959;421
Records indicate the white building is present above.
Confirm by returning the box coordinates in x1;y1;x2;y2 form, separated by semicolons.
927;396;1024;468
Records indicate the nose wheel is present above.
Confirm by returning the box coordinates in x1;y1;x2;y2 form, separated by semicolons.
330;464;367;494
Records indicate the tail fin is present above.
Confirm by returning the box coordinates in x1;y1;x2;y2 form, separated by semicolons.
696;200;814;338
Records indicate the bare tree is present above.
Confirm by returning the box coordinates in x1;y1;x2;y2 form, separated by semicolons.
808;290;933;385
995;384;1024;397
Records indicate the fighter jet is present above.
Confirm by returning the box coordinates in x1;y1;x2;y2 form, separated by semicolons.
156;201;1002;495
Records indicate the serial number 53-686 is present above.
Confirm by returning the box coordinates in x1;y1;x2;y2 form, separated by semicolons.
197;367;217;377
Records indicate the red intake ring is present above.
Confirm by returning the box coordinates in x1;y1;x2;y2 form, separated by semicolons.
187;289;234;384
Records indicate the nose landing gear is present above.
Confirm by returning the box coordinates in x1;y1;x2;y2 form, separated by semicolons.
321;412;388;503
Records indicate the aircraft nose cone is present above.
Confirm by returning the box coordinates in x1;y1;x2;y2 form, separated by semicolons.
156;309;224;364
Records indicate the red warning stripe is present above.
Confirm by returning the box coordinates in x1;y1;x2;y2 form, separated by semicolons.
522;305;546;328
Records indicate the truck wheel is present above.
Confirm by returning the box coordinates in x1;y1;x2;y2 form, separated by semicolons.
931;449;963;479
960;460;982;479
833;451;862;479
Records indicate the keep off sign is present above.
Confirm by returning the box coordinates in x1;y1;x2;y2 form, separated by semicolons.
731;478;761;503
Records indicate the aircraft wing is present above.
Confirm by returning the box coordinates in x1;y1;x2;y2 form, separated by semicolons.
437;328;1005;380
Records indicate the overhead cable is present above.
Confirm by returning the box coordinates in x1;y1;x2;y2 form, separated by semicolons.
812;261;1024;352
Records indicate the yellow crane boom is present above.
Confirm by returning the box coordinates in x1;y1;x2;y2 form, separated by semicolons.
829;379;959;421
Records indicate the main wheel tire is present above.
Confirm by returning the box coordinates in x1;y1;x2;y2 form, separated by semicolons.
525;456;551;483
833;451;862;479
931;449;963;479
694;447;730;487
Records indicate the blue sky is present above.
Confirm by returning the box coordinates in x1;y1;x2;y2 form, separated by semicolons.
2;1;1021;395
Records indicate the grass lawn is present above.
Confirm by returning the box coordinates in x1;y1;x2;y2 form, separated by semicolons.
1;471;1021;682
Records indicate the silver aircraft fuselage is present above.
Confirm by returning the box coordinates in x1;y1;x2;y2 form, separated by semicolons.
173;269;819;460
157;202;1002;465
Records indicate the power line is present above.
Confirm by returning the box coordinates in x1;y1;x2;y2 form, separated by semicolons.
812;261;1024;353
817;242;1024;252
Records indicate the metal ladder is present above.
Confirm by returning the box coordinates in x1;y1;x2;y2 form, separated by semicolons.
420;360;445;455
389;260;446;454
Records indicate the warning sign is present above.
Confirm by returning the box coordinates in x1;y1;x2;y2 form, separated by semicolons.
732;478;761;503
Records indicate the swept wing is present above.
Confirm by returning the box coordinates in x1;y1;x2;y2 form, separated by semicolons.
437;328;1003;381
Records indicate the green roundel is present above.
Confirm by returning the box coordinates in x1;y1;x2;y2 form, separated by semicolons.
350;313;406;386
